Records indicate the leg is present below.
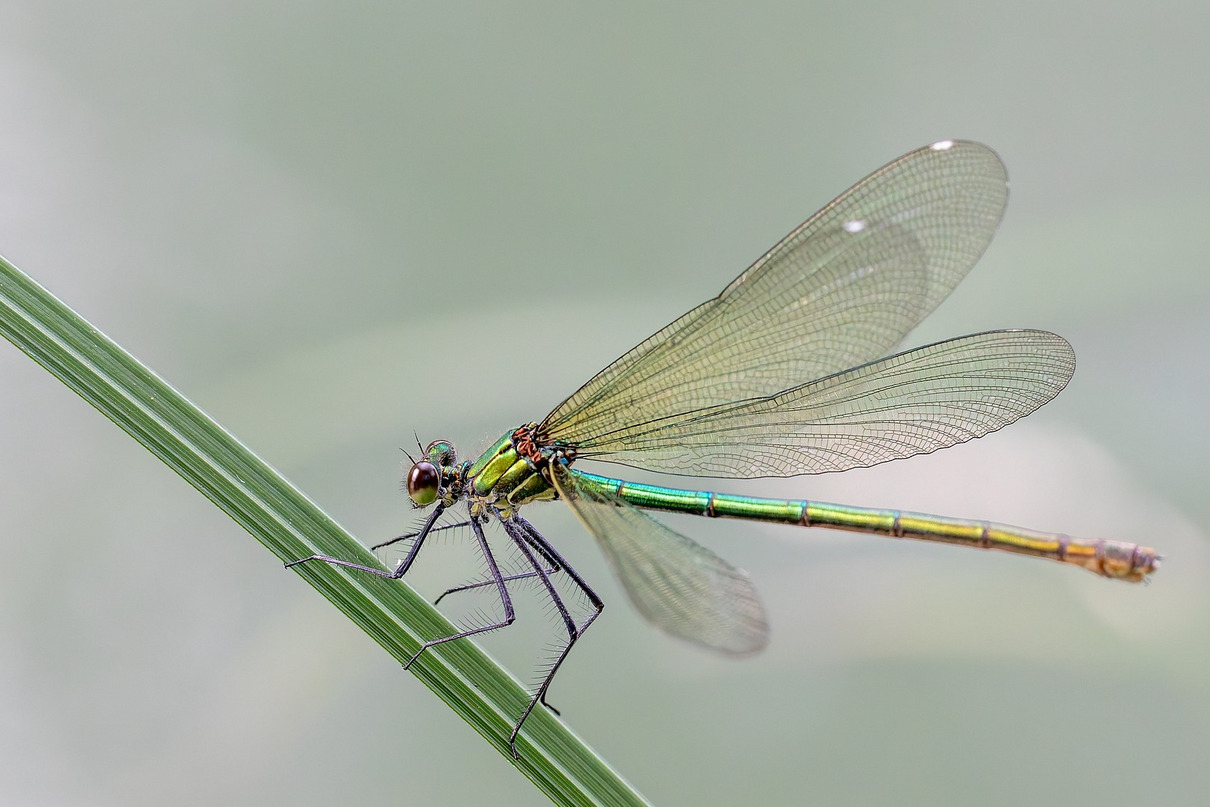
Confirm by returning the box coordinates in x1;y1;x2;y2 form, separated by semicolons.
432;522;563;604
371;519;471;552
433;565;558;606
502;519;577;639
498;518;573;754
519;526;564;572
433;525;563;604
402;505;515;668
513;517;604;715
500;517;604;756
285;504;446;579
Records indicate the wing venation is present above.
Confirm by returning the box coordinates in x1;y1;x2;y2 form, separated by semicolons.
540;141;1009;455
566;329;1075;478
551;464;769;654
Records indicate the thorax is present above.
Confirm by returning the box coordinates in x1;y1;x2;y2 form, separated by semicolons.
464;424;559;518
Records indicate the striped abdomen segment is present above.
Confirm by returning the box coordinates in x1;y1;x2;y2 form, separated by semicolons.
570;470;1158;582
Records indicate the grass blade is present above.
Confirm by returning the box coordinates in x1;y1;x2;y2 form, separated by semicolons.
0;253;650;807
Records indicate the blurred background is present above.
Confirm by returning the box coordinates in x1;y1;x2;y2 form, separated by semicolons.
1;3;1208;805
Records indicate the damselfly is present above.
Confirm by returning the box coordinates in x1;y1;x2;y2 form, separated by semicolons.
289;140;1158;757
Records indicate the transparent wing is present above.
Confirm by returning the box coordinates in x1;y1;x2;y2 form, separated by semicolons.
540;141;1008;449
565;330;1074;477
551;463;768;655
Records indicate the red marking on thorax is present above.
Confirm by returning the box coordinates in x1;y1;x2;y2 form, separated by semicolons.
511;424;545;465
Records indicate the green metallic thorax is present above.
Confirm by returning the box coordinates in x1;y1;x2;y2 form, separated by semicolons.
464;427;557;517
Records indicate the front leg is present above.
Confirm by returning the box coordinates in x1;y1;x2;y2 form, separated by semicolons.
285;503;446;579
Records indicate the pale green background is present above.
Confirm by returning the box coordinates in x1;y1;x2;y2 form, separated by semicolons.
2;3;1208;805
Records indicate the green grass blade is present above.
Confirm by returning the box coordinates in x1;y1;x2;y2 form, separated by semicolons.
0;253;650;807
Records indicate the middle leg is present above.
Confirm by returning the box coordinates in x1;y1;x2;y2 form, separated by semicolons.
403;503;516;669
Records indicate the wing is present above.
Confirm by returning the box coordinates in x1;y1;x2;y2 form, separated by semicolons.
562;329;1075;477
540;140;1008;449
551;463;768;655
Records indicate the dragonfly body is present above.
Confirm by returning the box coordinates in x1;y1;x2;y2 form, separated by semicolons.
288;140;1160;758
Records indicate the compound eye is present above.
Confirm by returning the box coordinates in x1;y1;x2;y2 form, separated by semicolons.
406;461;440;506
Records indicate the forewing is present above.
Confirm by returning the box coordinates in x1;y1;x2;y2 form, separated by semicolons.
566;330;1075;477
541;141;1008;449
551;464;768;655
